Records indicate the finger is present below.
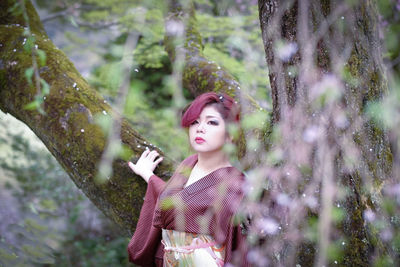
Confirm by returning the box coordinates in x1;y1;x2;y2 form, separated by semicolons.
148;151;159;161
128;161;136;171
146;150;156;159
153;157;163;166
141;148;151;158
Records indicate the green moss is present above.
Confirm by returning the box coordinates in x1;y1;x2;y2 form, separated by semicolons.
185;6;203;53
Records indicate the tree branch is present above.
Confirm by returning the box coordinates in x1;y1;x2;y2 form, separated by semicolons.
164;1;243;99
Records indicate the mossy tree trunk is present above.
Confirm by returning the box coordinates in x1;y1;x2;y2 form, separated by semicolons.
258;0;392;265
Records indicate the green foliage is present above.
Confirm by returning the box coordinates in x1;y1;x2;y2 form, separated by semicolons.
64;31;88;45
374;255;395;267
134;42;169;68
331;207;345;223
54;236;129;267
0;114;129;266
377;0;400;75
241;110;269;131
367;77;400;129
304;216;319;243
326;239;345;264
203;45;246;79
197;8;269;100
93;61;125;92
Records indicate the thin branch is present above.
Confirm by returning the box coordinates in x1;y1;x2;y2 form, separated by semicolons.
41;4;119;30
72;20;119;30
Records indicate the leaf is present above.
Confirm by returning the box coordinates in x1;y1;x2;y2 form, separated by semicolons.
29;203;38;215
24;100;39;110
39;199;57;212
36;49;46;66
8;2;22;16
21;244;55;264
23;36;36;52
24;67;34;85
69;16;79;28
24;218;48;233
40;79;50;95
332;207;345;223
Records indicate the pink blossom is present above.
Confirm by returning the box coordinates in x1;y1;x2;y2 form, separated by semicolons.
276;42;298;62
256;218;279;235
363;209;375;222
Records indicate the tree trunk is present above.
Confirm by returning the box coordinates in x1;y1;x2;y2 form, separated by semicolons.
258;0;392;265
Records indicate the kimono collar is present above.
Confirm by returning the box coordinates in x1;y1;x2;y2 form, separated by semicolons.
176;154;242;194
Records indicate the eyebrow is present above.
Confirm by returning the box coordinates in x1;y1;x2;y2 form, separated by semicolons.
205;115;220;119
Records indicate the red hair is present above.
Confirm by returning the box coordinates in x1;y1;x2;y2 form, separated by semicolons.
181;92;240;127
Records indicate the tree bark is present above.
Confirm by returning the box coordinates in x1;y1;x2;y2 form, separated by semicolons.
258;0;392;265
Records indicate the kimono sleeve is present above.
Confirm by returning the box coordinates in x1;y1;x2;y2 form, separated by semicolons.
229;224;251;267
217;174;251;266
127;175;165;266
213;174;245;244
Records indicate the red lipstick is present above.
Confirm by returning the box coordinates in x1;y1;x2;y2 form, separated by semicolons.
195;137;205;144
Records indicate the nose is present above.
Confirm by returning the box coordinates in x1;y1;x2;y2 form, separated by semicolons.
196;122;205;133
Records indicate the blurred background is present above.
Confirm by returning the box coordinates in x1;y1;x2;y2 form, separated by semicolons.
0;0;266;266
1;0;400;266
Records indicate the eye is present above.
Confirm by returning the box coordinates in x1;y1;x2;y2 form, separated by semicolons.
190;120;199;126
208;120;219;126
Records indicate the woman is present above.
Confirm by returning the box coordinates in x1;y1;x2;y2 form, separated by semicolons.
127;92;249;266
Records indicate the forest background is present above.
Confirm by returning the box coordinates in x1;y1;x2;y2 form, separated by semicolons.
1;0;400;266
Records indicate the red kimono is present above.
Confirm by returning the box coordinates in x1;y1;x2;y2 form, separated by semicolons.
128;154;249;266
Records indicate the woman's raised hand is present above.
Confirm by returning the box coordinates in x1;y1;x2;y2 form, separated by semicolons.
128;149;163;183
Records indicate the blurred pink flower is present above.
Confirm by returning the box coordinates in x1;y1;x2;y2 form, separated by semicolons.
277;193;291;206
303;125;321;143
247;249;269;266
276;42;298;62
363;209;375;222
305;196;318;209
256;218;280;235
165;20;184;36
380;229;393;241
310;74;342;101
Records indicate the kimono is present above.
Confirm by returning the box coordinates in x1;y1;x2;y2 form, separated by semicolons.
128;154;249;267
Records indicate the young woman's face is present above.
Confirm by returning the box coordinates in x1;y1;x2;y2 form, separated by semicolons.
188;105;228;154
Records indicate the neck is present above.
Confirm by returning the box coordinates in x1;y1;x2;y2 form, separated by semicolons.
196;150;231;172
